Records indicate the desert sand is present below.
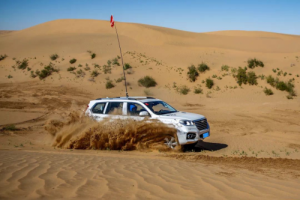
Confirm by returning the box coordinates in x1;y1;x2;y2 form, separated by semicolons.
0;19;300;199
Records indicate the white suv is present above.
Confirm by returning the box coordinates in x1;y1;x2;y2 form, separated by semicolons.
85;97;210;149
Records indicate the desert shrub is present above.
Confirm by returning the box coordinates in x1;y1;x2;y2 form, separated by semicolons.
194;86;203;94
84;65;90;71
91;70;99;77
266;75;276;87
50;54;59;60
206;78;214;89
0;54;8;61
102;65;111;74
16;59;28;69
236;67;247;86
76;69;85;77
264;88;273;95
177;85;190;95
106;80;115;89
4;124;17;130
248;58;264;68
138;76;157;88
221;65;229;71
187;65;199;82
212;74;217;78
276;81;288;91
198;62;210;72
78;64;82;68
231;68;237;74
107;60;112;66
124;63;132;70
115;77;124;83
93;63;100;68
247;71;258;85
112;58;120;66
8;75;13;79
69;59;77;64
38;63;59;80
91;53;96;59
30;71;36;78
67;67;76;71
117;55;121;59
287;94;293;99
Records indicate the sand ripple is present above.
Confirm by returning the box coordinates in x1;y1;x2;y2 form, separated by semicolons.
0;150;300;199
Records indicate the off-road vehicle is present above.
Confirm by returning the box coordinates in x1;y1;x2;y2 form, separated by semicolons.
85;97;210;149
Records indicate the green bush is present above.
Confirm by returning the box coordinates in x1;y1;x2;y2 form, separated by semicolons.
50;54;59;61
67;67;76;71
177;85;190;95
194;86;203;94
38;63;59;80
112;58;120;66
221;65;229;71
248;58;264;68
106;80;115;89
212;74;217;78
107;60;112;66
4;124;17;130
8;75;13;79
247;71;258;85
236;67;247;86
115;77;124;83
69;59;77;64
102;65;111;74
206;78;214;89
17;59;28;70
91;70;99;77
264;88;273;95
198;62;210;72
91;53;96;59
266;75;276;87
138;76;157;88
187;65;199;82
0;54;8;61
124;63;132;70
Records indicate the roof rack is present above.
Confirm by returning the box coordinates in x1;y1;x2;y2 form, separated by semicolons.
95;96;155;100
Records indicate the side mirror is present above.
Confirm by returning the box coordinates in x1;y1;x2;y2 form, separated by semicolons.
139;111;149;116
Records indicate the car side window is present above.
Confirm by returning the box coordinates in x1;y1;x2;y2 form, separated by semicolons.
91;102;106;114
127;102;146;116
105;102;124;115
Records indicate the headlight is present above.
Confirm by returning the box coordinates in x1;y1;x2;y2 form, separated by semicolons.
179;120;194;126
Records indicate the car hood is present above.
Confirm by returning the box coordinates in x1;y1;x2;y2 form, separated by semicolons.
157;111;205;121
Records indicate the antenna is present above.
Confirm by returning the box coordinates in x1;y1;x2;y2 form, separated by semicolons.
112;18;129;97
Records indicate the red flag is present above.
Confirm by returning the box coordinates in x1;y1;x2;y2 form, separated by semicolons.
110;15;114;28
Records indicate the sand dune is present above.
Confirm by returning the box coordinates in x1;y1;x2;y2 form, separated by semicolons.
1;19;300;199
0;150;300;200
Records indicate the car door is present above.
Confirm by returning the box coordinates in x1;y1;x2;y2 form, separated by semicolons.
125;102;151;121
104;101;128;120
90;102;108;121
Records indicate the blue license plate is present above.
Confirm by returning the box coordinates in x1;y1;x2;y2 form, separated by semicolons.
202;132;209;138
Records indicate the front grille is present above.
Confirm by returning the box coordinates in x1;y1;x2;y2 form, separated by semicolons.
194;118;208;131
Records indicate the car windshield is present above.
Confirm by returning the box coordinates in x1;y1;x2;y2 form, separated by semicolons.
144;101;177;115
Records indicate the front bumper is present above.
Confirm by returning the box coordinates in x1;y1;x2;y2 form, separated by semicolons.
176;123;210;145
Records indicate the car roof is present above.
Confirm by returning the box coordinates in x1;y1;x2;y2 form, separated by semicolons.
91;97;161;103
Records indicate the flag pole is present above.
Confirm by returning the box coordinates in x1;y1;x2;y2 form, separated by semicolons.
114;23;129;98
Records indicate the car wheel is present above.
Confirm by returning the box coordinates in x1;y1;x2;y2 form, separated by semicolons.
164;137;177;149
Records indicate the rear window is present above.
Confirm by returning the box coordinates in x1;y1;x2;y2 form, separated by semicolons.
91;102;106;114
105;102;123;115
